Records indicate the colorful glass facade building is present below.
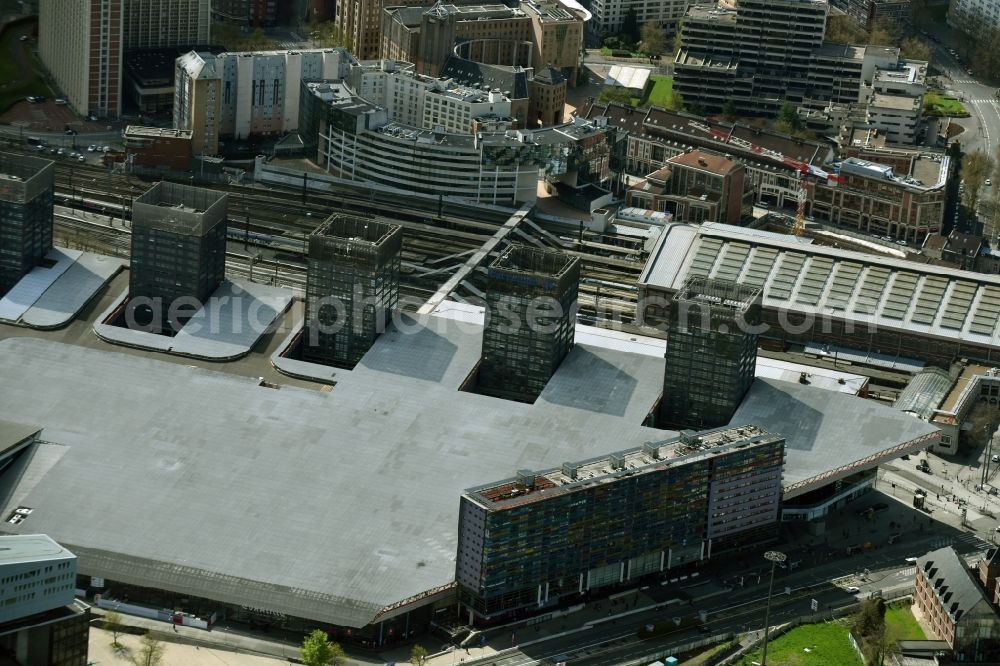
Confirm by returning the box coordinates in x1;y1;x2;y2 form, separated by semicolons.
456;425;785;622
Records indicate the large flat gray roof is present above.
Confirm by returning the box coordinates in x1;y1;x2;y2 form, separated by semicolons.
0;311;939;627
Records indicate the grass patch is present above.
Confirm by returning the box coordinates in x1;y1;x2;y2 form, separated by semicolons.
925;95;969;117
884;601;926;643
734;621;864;666
642;75;674;108
599;86;640;106
679;642;727;665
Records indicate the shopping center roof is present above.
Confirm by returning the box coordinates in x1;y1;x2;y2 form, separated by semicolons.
0;311;938;627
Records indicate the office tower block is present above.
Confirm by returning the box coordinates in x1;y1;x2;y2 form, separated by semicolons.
457;425;785;621
303;214;403;367
123;0;211;47
128;182;227;332
0;153;55;295
660;277;763;430
478;245;579;403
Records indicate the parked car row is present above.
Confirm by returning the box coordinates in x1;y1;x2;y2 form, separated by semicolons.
34;145;86;162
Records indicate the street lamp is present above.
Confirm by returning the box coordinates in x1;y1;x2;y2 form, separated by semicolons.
760;550;787;666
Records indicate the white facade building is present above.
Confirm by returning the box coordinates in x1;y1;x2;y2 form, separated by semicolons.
0;534;76;625
175;51;513;155
588;0;693;36
174;48;357;154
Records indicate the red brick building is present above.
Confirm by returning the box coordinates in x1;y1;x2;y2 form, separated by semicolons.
124;126;193;173
626;149;747;226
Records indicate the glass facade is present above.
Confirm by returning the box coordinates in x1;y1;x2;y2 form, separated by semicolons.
128;182;228;332
457;429;784;622
660;278;763;429
303;215;403;368
0;154;55;295
478;246;580;403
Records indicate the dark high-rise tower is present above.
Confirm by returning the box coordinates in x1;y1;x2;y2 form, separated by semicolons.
128;181;227;332
478;245;579;403
303;214;403;367
0;153;54;295
660;277;763;429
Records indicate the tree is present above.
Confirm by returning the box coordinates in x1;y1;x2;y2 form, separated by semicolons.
687;101;705;117
851;597;887;665
774;101;803;133
994;143;1000;189
131;634;165;666
900;37;932;63
104;610;124;648
410;644;428;665
671;20;683;56
721;99;737;120
301;629;347;666
665;90;684;112
622;7;639;44
639;21;666;57
923;89;941;114
825;15;867;44
868;22;899;47
599;86;633;105
961;149;995;211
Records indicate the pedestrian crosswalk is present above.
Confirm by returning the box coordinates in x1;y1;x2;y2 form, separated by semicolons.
929;533;991;551
955;79;979;84
970;99;999;105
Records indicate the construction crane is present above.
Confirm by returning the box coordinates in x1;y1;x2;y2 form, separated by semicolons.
792;167;808;237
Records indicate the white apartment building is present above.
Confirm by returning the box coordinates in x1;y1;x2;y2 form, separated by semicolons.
0;534;77;625
949;0;1000;36
423;87;510;134
867;94;921;144
589;0;693;36
862;59;926;144
176;52;512;154
174;48;356;155
348;60;512;133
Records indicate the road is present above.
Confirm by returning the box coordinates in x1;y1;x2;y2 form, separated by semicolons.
458;508;989;666
923;24;1000;159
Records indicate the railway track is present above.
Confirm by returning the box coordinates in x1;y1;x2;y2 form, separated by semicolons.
45;154;648;322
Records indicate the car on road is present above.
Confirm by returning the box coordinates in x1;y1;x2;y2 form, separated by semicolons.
987;179;993;187
77;155;85;162
918;459;931;473
992;454;999;463
905;557;918;564
18;35;27;42
845;586;860;594
87;145;95;152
